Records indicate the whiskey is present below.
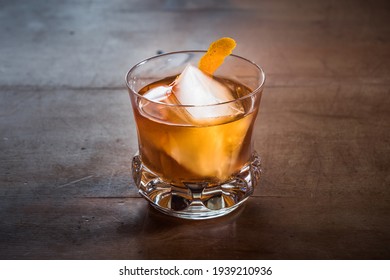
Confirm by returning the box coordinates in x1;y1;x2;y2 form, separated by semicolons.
132;75;260;187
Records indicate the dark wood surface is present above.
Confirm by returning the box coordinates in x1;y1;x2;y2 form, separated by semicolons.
0;0;389;259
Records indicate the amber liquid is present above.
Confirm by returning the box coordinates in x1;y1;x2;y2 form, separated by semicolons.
133;76;259;187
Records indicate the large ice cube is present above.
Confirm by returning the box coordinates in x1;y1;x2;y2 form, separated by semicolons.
172;65;243;119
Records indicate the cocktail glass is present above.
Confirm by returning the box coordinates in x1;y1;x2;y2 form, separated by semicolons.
126;51;265;219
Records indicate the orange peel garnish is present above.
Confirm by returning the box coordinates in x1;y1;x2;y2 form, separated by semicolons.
198;37;236;75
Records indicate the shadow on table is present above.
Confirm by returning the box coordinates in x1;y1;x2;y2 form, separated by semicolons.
116;198;277;259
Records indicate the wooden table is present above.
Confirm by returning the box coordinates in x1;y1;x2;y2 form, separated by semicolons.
0;0;389;259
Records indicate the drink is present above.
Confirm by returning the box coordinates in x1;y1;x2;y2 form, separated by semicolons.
135;76;258;186
126;50;265;219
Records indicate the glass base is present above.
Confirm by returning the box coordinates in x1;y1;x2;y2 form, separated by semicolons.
132;152;262;220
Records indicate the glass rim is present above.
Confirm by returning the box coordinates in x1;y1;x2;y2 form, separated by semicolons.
125;50;266;108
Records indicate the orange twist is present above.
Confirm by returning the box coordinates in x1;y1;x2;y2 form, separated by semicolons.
198;37;237;75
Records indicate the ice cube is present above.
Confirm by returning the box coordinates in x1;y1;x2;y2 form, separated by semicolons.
172;65;243;119
142;85;171;102
141;84;193;124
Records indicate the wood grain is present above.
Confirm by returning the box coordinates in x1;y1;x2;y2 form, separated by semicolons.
0;0;389;259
